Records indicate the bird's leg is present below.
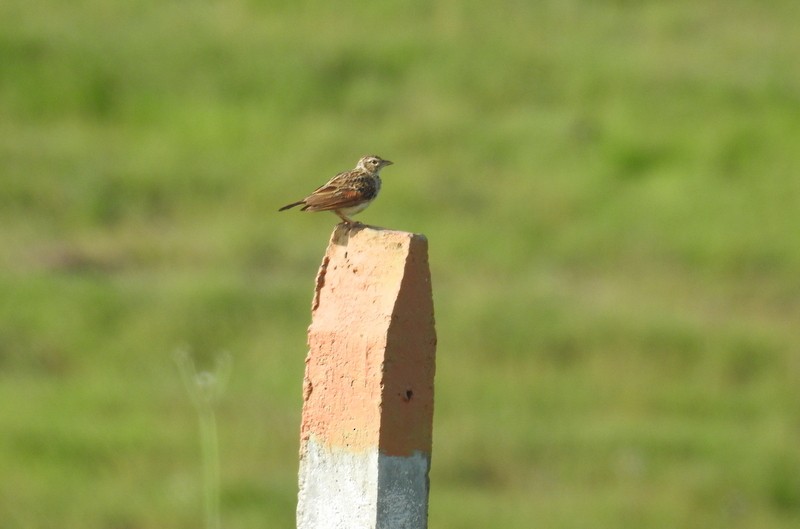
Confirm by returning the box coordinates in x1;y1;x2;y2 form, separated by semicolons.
335;211;358;226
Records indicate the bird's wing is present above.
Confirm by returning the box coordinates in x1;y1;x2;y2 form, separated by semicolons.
301;171;366;211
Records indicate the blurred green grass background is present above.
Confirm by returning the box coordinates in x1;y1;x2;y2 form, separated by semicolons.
2;0;800;527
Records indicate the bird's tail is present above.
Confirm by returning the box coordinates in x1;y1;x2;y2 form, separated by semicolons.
278;201;304;212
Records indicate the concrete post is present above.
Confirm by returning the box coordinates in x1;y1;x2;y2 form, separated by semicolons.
297;225;437;529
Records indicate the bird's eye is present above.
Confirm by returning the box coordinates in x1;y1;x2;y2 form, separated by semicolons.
371;159;379;165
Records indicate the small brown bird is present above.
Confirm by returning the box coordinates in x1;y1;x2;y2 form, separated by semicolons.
279;155;393;224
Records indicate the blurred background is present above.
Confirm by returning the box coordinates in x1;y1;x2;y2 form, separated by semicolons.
2;1;799;527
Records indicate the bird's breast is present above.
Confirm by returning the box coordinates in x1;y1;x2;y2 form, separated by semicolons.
354;174;380;200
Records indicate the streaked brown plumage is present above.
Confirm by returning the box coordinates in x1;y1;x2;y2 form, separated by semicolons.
279;155;393;224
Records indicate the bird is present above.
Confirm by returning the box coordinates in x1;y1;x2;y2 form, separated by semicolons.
278;155;393;224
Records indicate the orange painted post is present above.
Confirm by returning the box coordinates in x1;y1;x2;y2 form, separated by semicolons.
297;225;437;529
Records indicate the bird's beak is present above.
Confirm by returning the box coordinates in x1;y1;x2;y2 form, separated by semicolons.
383;160;393;166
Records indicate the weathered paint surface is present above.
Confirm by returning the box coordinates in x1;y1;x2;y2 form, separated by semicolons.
297;438;378;529
297;225;436;529
377;450;431;528
297;437;431;529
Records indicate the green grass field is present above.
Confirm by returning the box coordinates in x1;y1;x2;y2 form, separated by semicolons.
2;1;800;527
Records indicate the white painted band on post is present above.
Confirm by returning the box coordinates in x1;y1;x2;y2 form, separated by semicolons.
297;436;431;529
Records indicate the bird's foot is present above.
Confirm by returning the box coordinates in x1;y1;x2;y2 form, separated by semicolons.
338;219;363;230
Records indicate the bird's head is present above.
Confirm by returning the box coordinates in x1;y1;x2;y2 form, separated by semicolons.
357;155;393;173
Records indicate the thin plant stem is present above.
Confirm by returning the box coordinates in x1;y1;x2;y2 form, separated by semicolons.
199;406;220;529
175;348;231;529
